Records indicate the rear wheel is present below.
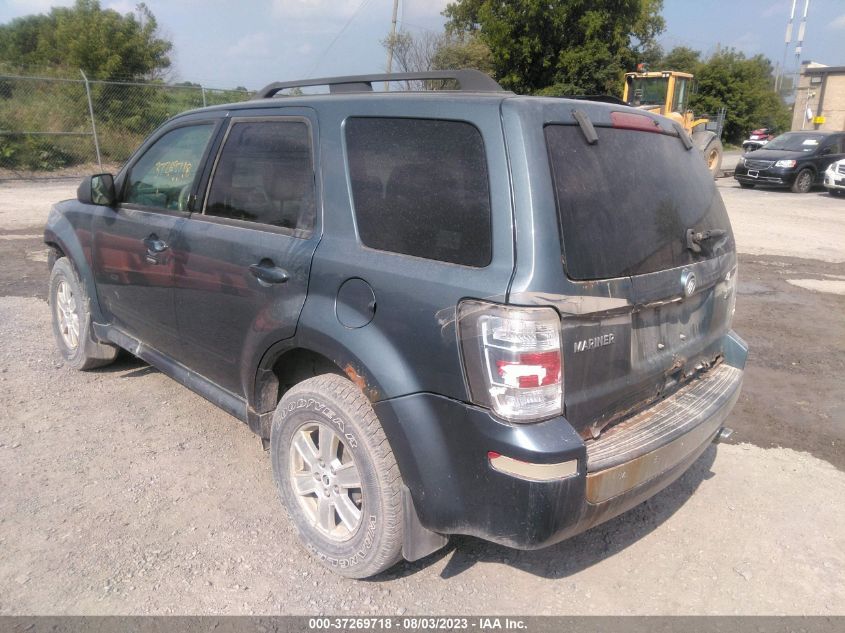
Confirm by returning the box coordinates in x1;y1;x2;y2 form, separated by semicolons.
270;374;404;578
791;168;814;193
829;189;843;197
49;258;118;370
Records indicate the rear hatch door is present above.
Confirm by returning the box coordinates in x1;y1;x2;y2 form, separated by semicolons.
531;107;737;438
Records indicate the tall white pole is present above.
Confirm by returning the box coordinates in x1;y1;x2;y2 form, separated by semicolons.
776;0;797;92
793;0;811;102
795;0;810;59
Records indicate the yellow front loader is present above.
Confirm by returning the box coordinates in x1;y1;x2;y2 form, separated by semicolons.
623;70;723;177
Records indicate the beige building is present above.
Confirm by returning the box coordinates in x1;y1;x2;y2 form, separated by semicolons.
791;62;845;132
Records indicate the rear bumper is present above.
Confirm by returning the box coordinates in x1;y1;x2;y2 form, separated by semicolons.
375;331;748;550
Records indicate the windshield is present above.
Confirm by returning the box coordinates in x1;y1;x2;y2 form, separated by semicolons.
764;132;825;152
625;77;668;107
545;124;733;280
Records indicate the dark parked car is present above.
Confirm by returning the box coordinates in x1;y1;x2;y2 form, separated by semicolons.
44;70;747;578
734;130;845;193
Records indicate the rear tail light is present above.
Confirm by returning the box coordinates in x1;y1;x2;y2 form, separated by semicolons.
457;300;562;422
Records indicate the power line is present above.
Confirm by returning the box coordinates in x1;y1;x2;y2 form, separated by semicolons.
307;0;376;78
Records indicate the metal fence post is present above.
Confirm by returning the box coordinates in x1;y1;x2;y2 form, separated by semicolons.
80;69;102;169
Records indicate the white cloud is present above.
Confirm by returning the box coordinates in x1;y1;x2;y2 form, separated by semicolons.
830;14;845;30
268;0;449;24
761;2;789;19
271;0;363;20
402;0;450;23
731;30;762;54
6;0;72;15
225;31;271;58
104;0;137;15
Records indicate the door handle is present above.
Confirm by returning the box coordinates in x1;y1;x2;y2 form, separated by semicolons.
143;234;169;264
249;261;290;285
143;235;169;253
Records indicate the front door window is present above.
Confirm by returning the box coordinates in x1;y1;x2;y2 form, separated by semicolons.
124;124;214;211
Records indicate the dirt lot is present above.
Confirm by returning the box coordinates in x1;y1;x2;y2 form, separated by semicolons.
0;178;843;615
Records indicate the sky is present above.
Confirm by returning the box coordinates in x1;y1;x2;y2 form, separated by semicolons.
0;0;843;90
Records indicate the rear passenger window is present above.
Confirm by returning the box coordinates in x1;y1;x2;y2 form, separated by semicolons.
345;117;492;267
205;119;315;233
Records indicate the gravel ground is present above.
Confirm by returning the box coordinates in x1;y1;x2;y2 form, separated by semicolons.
718;182;845;263
0;178;843;615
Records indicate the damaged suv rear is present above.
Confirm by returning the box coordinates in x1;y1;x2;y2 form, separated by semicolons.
46;70;746;578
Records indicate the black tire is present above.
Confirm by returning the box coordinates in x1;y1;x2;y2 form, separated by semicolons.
829;189;843;197
270;374;403;578
703;137;723;179
692;131;723;179
791;168;814;193
739;182;755;189
49;258;119;370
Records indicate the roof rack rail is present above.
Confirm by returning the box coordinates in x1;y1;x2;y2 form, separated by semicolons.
255;69;505;98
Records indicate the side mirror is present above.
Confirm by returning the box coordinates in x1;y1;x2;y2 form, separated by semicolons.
820;147;832;156
78;173;116;206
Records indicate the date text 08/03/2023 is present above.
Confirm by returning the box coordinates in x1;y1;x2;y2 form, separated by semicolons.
308;616;528;630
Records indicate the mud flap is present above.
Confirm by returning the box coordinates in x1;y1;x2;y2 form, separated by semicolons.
402;486;448;562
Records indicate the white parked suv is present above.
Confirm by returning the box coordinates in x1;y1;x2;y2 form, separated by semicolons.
824;158;845;196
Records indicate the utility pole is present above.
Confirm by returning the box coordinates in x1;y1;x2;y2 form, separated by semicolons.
386;0;400;74
793;0;811;96
775;0;797;93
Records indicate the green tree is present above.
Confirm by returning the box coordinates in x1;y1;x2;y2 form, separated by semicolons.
443;0;665;95
381;30;493;76
687;49;790;144
659;46;701;74
380;30;493;90
432;32;494;75
0;0;171;80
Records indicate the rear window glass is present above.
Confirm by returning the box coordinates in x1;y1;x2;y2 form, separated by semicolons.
545;124;733;280
345;117;492;267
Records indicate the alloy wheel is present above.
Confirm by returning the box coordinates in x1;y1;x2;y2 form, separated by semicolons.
55;280;80;350
289;422;363;541
797;171;812;192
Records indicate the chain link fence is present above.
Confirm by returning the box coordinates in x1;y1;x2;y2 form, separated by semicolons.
0;70;253;180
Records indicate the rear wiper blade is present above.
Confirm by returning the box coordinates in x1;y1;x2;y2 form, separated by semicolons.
686;228;727;253
571;109;598;145
673;123;693;150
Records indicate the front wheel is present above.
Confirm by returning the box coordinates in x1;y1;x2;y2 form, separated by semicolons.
739;182;755;189
703;137;723;179
49;258;118;370
270;374;404;578
791;168;814;193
